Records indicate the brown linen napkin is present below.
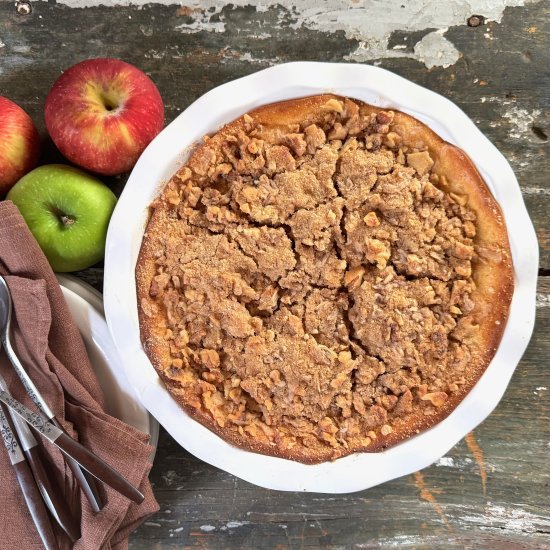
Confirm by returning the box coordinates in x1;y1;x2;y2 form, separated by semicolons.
0;200;159;549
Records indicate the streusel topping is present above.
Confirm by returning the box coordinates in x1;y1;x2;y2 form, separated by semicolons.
142;97;482;459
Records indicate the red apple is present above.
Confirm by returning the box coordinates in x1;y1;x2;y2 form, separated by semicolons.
45;58;164;176
0;97;41;195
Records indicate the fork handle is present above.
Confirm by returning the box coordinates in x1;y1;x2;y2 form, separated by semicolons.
64;449;103;513
25;445;81;542
13;460;60;550
56;432;144;504
50;417;103;512
7;405;82;541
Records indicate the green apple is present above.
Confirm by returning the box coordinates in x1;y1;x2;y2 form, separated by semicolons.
7;164;117;272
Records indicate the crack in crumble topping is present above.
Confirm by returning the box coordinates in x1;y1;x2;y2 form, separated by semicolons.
141;97;483;459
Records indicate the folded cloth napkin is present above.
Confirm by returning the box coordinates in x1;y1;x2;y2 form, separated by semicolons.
0;201;159;549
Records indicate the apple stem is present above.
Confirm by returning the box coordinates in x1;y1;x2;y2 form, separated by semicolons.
61;215;75;227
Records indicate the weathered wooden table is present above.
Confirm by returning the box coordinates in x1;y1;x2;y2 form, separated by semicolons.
1;0;549;547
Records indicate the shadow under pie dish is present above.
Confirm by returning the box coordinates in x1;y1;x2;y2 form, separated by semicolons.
136;94;514;464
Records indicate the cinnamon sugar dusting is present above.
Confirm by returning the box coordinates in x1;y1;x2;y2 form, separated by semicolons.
139;96;489;462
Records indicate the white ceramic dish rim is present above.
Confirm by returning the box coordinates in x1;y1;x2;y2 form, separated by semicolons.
58;275;159;454
104;62;538;493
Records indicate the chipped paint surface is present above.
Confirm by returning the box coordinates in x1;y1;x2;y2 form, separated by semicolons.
435;456;455;467
459;505;550;535
177;12;226;34
356;534;444;547
413;29;460;69
222;521;251;530
435;456;498;472
521;187;550;195
53;0;539;68
502;106;543;138
536;293;550;308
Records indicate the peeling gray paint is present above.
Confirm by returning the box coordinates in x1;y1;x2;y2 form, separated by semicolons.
177;12;226;34
521;187;550;195
226;52;282;65
53;0;540;68
458;505;550;534
502;106;542;139
413;29;461;69
221;521;251;530
435;456;455;467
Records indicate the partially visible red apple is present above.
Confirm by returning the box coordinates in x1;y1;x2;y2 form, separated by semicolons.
0;97;41;195
45;58;164;176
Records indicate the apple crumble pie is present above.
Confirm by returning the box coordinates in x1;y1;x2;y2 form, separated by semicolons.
136;95;513;463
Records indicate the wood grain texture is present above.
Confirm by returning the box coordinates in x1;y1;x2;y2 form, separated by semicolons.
1;0;548;547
